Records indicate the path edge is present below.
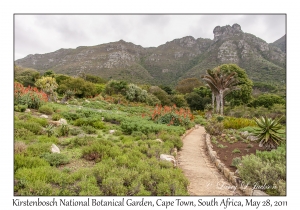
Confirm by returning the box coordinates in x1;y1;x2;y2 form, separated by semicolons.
205;133;269;196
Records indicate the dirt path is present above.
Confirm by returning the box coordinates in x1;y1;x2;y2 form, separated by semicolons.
178;126;241;196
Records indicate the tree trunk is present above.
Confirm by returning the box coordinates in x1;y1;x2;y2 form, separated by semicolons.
216;94;220;114
220;90;224;115
212;92;215;113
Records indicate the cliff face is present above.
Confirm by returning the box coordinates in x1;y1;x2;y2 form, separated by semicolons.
15;24;286;86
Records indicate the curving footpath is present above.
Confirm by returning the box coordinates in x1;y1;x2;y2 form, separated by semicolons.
178;126;241;196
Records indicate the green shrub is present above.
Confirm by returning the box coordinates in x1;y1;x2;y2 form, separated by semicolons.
68;136;97;148
82;125;97;134
223;117;256;129
231;157;241;167
194;115;207;125
14;127;35;141
70;128;81;136
38;105;54;115
52;113;61;121
238;154;286;195
14;154;49;172
37;135;58;144
26;142;52;157
41;153;70;167
205;119;224;136
14;104;28;112
58;124;70;137
29;117;49;127
78;176;103;196
232;148;241;153
15;121;42;135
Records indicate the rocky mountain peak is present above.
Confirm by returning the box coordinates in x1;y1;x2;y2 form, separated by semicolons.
213;23;242;41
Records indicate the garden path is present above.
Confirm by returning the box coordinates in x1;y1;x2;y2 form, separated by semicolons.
178;126;241;195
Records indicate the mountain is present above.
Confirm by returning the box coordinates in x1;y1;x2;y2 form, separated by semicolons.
270;34;286;53
15;24;286;86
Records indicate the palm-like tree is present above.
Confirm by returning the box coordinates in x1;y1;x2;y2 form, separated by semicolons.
202;68;237;115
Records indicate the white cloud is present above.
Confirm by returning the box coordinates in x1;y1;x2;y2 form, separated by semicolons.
14;14;286;60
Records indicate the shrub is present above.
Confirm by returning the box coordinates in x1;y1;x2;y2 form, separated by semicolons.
14;127;35;141
26;142;52;157
37;135;58;144
45;124;55;137
231;157;241;167
14;82;48;109
238;151;286;195
58;124;70;137
38;105;54;115
29;117;49;127
82;125;97;134
14;104;28;112
14;154;49;172
223;117;256;129
41;153;70;167
15;121;42;135
205;119;224;136
14;141;27;154
52;113;61;121
70;128;81;136
232;148;241;153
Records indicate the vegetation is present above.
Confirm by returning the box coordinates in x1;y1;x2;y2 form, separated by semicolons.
253;116;284;150
14;56;286;196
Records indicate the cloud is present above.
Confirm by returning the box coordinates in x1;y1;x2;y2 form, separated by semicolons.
14;14;286;60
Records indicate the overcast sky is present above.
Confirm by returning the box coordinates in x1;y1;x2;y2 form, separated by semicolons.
14;14;286;60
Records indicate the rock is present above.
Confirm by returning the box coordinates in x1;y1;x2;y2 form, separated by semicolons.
234;169;239;176
155;139;163;143
160;154;177;167
109;130;115;134
25;109;31;113
247;135;258;141
59;118;67;125
85;99;90;103
51;144;60;153
240;131;249;138
40;114;48;119
56;100;60;103
221;134;226;137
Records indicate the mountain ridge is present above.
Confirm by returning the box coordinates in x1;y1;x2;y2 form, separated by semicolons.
15;24;286;86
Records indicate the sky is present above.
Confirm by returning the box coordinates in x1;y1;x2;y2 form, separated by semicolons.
14;14;286;60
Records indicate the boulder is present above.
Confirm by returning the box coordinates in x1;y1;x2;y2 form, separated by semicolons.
155;139;163;143
160;154;177;167
25;109;31;113
51;144;60;153
240;131;249;138
40;114;48;119
247;135;258;142
59;118;68;125
109;130;116;134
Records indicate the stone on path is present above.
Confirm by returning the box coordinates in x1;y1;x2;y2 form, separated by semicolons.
40;114;48;119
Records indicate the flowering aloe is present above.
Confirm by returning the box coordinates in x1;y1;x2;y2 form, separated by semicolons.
254;116;284;150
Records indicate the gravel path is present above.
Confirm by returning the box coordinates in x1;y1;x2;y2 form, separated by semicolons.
178;126;241;196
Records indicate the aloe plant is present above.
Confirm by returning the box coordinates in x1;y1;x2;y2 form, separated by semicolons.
254;116;284;150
